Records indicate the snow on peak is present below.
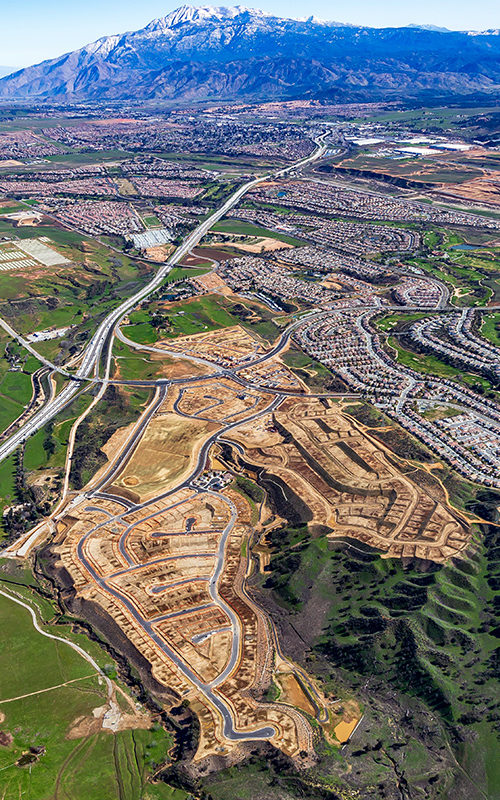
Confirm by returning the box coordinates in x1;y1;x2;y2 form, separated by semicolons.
83;34;121;57
146;5;271;30
467;28;500;35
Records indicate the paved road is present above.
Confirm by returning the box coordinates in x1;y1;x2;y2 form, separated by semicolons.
75;528;276;741
89;385;168;494
0;136;328;466
69;392;287;742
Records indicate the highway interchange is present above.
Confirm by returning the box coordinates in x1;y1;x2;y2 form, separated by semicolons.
1;128;499;747
0;135;328;466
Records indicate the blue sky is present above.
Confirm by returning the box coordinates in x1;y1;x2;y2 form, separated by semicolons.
2;0;499;68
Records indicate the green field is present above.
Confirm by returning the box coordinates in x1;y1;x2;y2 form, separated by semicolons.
162;294;236;334
0;220;156;365
142;214;162;228
45;149;133;166
0;203;25;213
23;392;93;474
387;336;494;392
375;311;433;332
167;266;212;281
125;295;239;344
154;151;275;172
351;104;500;129
281;347;337;391
124;293;287;352
0;339;44;518
125;320;160;345
481;312;500;347
409;226;500;307
0;585;185;800
254;483;500;800
211;219;306;246
112;340;174;381
0;454;16;520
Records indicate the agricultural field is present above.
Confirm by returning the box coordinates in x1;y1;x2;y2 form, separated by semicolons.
0;217;155;365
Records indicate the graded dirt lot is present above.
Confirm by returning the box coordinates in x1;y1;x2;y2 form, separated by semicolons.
230;236;293;253
144;244;174;261
35;321;471;778
192;271;233;295
114;391;218;501
177;378;274;423
154;325;305;392
46;367;324;766
50;479;314;764
227;396;471;562
434;173;500;207
156;324;266;368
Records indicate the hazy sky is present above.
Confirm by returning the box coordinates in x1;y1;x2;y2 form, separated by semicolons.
2;0;499;68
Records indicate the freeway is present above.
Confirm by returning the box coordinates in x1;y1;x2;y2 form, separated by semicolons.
0;135;328;466
2;127;498;753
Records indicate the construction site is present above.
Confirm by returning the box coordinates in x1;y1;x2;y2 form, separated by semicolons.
31;312;474;769
226;396;471;563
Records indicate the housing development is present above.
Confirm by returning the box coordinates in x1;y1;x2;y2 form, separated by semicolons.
0;95;498;800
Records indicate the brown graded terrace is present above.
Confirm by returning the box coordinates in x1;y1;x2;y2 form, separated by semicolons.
47;372;318;764
226;396;471;563
36;325;472;768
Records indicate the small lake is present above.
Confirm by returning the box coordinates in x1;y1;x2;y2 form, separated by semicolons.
450;244;483;251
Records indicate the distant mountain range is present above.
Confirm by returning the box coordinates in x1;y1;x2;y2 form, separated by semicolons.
0;5;499;104
0;67;16;78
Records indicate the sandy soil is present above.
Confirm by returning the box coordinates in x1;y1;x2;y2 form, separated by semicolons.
276;672;316;717
435;175;500;207
114;404;218;500
193;272;233;295
231;237;293;254
144;244;174;262
116;178;137;196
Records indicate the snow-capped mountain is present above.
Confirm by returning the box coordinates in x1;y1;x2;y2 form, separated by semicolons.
0;5;499;103
467;28;500;36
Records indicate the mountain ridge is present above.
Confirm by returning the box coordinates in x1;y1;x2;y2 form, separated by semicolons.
0;5;499;104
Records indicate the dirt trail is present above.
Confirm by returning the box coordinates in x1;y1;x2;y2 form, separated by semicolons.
0;674;98;705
